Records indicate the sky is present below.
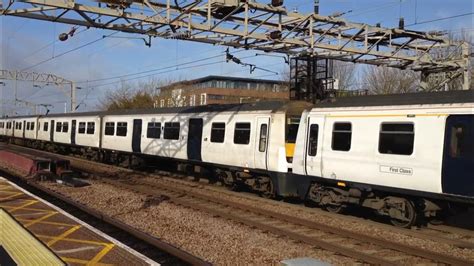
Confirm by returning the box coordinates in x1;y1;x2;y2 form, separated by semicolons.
0;0;472;115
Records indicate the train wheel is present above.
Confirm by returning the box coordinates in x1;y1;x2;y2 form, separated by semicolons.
324;204;346;214
260;179;275;199
390;199;418;228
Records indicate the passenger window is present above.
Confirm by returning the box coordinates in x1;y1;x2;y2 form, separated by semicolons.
26;122;30;130
258;124;268;152
56;122;62;132
379;123;414;155
62;122;69;133
31;122;35;131
164;122;180;140
87;122;95;134
147;122;161;139
210;123;225;143
116;122;127;137
105;122;115;136
308;124;319;156
44;122;48;131
449;124;473;159
332;123;352;151
234;123;251;145
78;122;86;134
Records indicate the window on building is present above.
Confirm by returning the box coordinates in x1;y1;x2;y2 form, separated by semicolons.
105;122;115;136
379;123;414;155
164;122;180;140
116;122;127;137
210;123;225;143
62;122;69;133
234;123;251;145
56;122;62;132
332;123;352;151
308;124;319;156
78;122;86;134
147;122;161;139
200;93;207;105
87;122;95;134
160;99;165;108
43;122;48;132
258;124;268;152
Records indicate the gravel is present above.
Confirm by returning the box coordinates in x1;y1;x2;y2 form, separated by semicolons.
42;181;357;265
140;175;474;262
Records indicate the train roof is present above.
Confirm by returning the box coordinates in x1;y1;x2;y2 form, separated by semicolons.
4;101;313;119
3;90;472;119
314;90;474;108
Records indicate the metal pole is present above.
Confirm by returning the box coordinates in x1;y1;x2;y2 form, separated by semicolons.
314;0;319;14
462;41;471;90
71;81;76;112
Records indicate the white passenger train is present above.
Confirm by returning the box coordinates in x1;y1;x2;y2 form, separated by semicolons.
1;90;473;227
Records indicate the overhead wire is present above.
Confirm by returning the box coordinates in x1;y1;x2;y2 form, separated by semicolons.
80;53;265;90
21;31;119;71
406;12;474;27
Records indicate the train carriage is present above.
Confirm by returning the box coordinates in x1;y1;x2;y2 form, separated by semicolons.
0;118;6;137
287;91;474;227
99;102;311;196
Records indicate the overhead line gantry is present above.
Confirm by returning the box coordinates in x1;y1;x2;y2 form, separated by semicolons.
0;0;470;91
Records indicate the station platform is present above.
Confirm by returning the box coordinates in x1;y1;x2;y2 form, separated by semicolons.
0;177;155;265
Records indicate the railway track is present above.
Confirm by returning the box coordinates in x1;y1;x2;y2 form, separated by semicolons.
98;177;472;265
0;172;209;266
3;143;474;265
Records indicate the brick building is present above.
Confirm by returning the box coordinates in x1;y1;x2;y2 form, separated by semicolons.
155;76;289;108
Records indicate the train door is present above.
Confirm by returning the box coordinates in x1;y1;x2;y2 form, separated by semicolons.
22;120;26;138
71;120;77;145
132;119;142;153
187;118;203;161
254;116;270;170
304;115;325;176
442;115;474;197
50;120;55;142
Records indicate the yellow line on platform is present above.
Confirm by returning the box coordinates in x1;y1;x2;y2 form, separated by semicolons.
16;218;77;227
87;243;115;265
37;234;112;246
25;211;58;227
48;225;82;247
0;192;23;201
61;257;113;266
3;199;38;212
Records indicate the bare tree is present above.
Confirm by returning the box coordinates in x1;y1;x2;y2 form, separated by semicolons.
333;61;357;91
424;31;473;91
363;66;419;95
99;80;156;111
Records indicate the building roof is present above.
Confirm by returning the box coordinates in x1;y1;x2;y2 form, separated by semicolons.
159;75;288;90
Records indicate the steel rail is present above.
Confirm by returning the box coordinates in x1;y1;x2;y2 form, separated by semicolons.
122;178;474;266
